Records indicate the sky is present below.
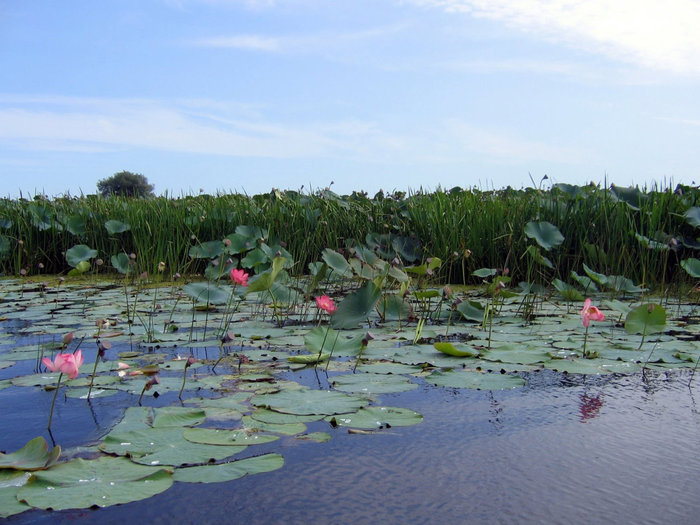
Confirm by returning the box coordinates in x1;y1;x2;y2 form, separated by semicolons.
1;0;700;198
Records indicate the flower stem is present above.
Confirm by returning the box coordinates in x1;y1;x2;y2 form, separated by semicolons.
178;366;188;399
47;373;63;429
583;325;590;358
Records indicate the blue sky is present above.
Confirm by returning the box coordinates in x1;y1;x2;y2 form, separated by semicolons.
2;0;700;198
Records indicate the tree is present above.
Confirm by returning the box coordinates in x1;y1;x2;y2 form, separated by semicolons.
97;171;154;198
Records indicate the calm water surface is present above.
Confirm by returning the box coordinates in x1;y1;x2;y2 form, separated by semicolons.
5;364;699;525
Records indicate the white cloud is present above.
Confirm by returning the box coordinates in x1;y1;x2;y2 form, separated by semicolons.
407;0;700;74
194;34;282;51
0;95;585;170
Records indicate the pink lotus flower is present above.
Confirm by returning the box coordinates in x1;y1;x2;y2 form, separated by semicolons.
315;295;337;314
230;268;249;286
42;350;84;380
580;298;605;327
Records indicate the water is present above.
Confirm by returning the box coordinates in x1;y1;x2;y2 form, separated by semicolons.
6;368;699;525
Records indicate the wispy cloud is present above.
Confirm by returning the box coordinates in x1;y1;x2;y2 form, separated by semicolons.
191;24;409;54
0;95;584;167
408;0;700;74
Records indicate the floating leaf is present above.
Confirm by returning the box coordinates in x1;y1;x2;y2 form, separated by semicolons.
433;342;479;357
184;428;280;445
152;407;207;428
100;427;245;467
241;416;306;436
331;373;417;394
173;453;283;484
425;370;526;390
252;389;368;416
17;457;172;510
0;470;31;518
0;437;60;471
288;352;331;364
327;406;423;429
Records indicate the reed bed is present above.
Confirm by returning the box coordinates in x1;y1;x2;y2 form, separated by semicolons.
1;183;698;289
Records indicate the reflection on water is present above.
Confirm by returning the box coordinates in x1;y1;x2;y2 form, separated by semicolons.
9;368;699;525
578;393;603;421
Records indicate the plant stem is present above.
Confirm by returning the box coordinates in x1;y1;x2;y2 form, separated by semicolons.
47;373;63;429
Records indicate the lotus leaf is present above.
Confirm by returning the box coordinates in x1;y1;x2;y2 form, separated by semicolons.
65;244;97;267
173;453;283;484
100;427;246;466
252;389;369;416
0;437;60;471
625;304;666;335
331;372;417;394
434;342;479;357
104;220;130;234
17;457;173;510
241;416;306;435
426;370;526;390
0;470;30;518
331;281;382;329
184;427;280;445
524;221;564;251
327;406;423;429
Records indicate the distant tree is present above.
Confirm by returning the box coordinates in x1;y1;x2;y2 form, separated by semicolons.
97;171;154;198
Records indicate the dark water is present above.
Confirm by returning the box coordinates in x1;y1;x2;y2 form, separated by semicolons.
5;364;699;525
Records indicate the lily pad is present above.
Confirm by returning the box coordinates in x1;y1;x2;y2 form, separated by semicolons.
183;428;279;445
0;470;31;518
0;437;61;471
434;342;479;357
17;457;172;510
327;406;423;429
241;416;306;436
100;427;246;466
252;388;369;416
331;372;417;394
425;370;526;390
173;453;283;484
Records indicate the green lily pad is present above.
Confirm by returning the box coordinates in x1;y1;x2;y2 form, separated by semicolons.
426;370;526;390
0;470;31;518
17;457;172;510
0;437;61;471
327;406;423;429
249;409;322;425
173;453;283;484
183;428;279;445
331;372;417;394
288;352;331;364
434;342;479;357
152;407;207;428
252;388;369;416
100;427;246;467
241;416;306;436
